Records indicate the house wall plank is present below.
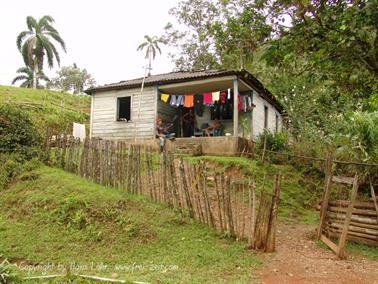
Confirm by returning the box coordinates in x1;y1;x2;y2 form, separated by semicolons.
91;87;157;140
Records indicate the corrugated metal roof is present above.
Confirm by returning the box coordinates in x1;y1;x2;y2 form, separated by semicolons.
85;69;284;112
86;70;236;93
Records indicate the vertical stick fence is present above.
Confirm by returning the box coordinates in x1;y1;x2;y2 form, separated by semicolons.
45;135;282;251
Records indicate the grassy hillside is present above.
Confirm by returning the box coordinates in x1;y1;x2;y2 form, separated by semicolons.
0;165;260;283
0;85;90;134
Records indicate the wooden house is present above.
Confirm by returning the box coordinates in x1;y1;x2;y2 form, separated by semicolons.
85;70;284;155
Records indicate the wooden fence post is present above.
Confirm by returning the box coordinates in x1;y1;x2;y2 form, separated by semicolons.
338;174;359;258
266;172;282;252
317;152;333;240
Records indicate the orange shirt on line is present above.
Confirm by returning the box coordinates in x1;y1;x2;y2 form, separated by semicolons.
184;94;194;108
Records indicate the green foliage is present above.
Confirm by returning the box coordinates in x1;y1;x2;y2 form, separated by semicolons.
346;241;378;261
48;64;96;94
210;6;272;69
11;66;49;88
16;15;66;88
0;154;41;190
0;85;90;135
0;259;21;284
0;105;41;159
333;111;378;162
137;35;163;60
257;130;288;152
163;0;220;70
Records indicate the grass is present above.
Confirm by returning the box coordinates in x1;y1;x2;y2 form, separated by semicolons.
0;166;261;283
346;242;378;261
185;155;321;224
0;85;90;134
316;240;378;261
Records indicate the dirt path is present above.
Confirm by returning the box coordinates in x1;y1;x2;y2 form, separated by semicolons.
254;224;378;284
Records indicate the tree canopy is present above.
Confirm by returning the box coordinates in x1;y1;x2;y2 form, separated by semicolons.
48;64;96;94
11;66;49;88
137;35;164;76
16;15;66;88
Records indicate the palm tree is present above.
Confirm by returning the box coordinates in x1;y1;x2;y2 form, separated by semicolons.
16;15;66;89
12;66;49;88
137;35;163;76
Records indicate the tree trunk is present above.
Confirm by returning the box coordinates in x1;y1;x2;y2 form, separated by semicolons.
32;60;38;89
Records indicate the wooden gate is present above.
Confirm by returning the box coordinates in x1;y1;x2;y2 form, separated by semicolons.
317;155;378;258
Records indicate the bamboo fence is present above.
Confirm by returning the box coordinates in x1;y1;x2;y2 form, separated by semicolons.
44;135;282;252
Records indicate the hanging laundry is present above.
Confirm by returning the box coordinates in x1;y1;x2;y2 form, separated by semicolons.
161;93;170;103
247;95;252;111
212;91;220;102
194;94;204;116
220;91;227;104
238;94;242;112
241;95;247;112
184;94;194;108
176;95;184;107
203;92;213;105
170;95;177;107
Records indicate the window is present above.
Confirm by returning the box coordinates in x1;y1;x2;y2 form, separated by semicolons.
264;105;268;129
117;97;131;121
275;114;279;133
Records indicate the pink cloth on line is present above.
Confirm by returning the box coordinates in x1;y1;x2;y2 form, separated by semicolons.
203;93;213;105
238;94;242;112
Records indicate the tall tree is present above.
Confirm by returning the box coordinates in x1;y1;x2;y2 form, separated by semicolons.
11;66;49;88
137;35;164;76
262;0;378;98
163;0;220;71
16;15;66;89
48;64;96;94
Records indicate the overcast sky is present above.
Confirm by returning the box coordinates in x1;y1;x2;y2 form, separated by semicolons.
0;0;178;87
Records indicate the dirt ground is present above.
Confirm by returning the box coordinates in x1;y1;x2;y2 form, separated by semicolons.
254;224;378;284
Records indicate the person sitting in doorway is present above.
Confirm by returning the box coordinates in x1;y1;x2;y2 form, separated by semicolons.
203;119;222;137
156;116;175;152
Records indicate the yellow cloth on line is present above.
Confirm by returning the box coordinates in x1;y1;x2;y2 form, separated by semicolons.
212;91;220;101
160;93;170;103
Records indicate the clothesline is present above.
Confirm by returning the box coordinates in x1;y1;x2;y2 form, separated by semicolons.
159;89;255;115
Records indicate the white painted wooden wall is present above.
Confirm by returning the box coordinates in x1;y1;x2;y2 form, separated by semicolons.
90;86;157;140
252;92;282;140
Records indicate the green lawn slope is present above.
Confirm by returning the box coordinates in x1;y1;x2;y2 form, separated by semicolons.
0;85;90;134
0;166;260;283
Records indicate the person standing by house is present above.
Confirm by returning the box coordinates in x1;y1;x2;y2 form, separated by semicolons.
182;108;195;137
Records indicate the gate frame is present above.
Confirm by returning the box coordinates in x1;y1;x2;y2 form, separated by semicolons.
317;154;359;259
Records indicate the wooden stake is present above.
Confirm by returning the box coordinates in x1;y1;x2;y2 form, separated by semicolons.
338;174;359;259
266;173;282;252
317;153;333;240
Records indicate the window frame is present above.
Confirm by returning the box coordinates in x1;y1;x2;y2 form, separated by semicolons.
264;105;269;129
116;95;133;122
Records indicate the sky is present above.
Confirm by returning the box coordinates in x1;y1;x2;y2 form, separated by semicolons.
0;0;178;87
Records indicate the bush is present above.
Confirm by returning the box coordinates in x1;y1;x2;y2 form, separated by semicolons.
0;154;41;190
0;105;42;160
257;130;288;151
333;111;378;163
